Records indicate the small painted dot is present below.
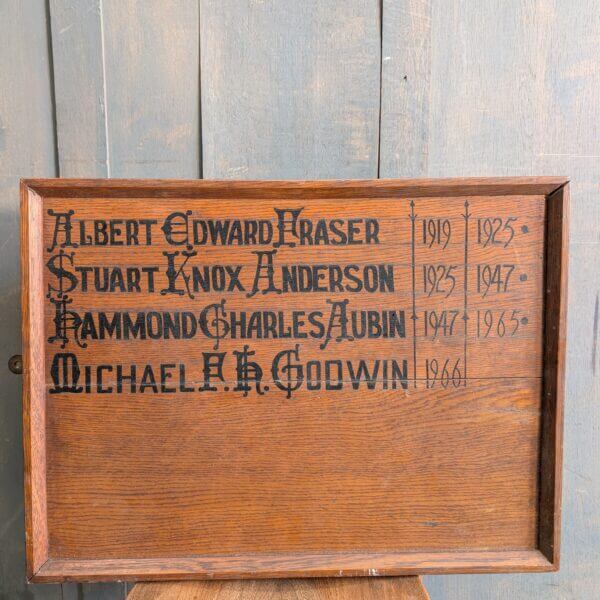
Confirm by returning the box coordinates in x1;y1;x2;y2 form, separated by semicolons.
264;385;270;391
519;273;528;282
521;225;529;233
223;386;229;391
521;317;529;325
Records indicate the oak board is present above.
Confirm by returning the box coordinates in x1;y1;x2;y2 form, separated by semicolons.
21;177;568;582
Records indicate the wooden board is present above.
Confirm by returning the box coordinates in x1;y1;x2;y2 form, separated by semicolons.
50;0;200;180
199;0;380;179
21;177;568;583
128;577;430;600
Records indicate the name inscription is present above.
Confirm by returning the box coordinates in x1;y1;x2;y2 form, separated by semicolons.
43;197;541;399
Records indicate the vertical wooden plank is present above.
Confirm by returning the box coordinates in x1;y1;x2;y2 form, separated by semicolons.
380;0;432;177
102;0;200;178
50;0;108;177
380;0;552;178
425;0;551;178
52;0;200;180
0;1;61;599
60;582;129;600
381;0;600;598
200;0;380;179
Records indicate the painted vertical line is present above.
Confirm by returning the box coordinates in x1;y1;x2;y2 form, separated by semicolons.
99;0;111;177
45;0;60;176
96;6;113;595
376;0;383;178
463;200;470;385
197;0;203;178
410;200;417;388
592;292;599;375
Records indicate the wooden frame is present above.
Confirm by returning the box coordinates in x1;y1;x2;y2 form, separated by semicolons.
21;177;568;583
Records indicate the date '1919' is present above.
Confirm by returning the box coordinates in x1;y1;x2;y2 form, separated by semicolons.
422;218;451;249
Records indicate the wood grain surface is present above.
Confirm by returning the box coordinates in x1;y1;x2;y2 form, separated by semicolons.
127;577;430;600
21;178;567;582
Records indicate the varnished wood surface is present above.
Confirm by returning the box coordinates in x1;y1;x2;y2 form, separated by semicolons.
44;381;542;558
127;577;430;600
21;178;566;582
539;184;569;565
23;176;567;198
33;550;553;583
39;193;547;382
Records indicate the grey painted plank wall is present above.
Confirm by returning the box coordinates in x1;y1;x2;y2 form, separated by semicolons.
50;0;108;178
51;0;200;180
101;0;200;178
0;1;598;599
200;0;380;179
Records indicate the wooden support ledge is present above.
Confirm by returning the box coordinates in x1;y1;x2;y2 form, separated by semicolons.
128;577;430;599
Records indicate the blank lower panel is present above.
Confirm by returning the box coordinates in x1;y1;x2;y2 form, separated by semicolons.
46;378;541;559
